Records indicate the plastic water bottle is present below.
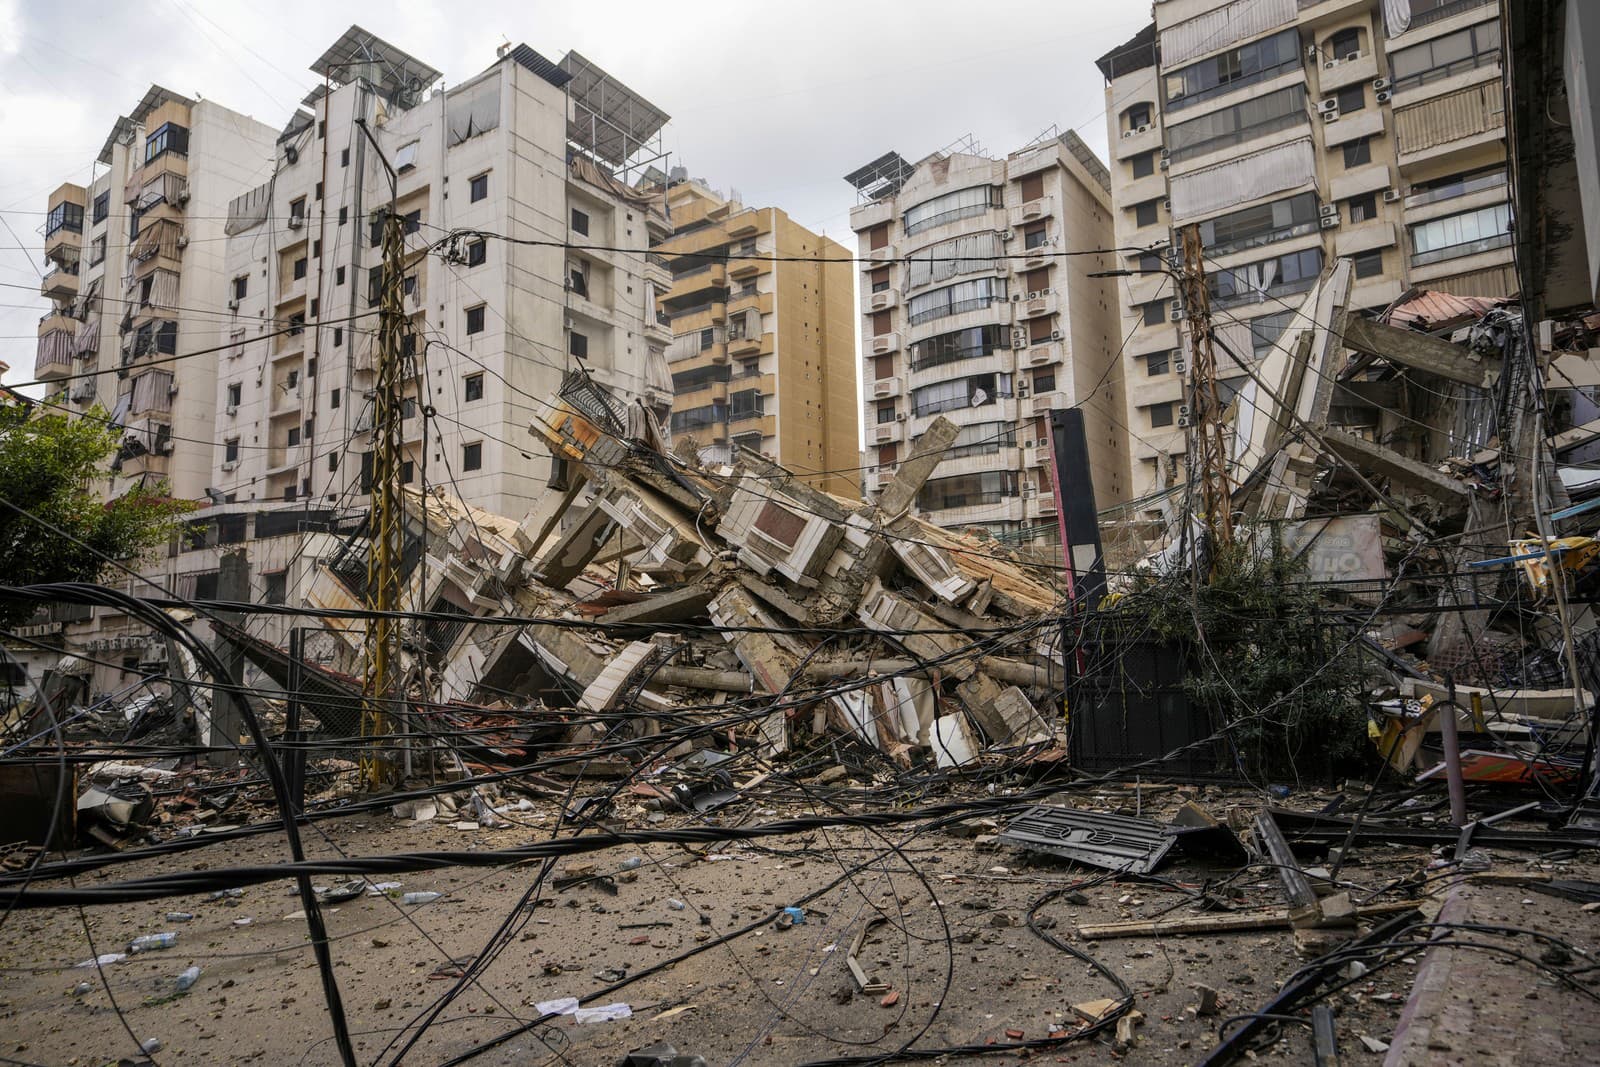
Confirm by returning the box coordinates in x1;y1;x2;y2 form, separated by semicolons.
129;932;178;953
175;966;201;992
667;898;686;911
401;891;442;905
140;1038;163;1054
165;912;194;922
618;857;643;871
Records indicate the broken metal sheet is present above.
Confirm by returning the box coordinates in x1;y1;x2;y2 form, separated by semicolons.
997;805;1177;874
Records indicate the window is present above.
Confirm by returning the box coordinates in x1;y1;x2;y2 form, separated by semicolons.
917;470;1019;512
464;373;483;401
154;321;177;354
1389;19;1501;92
462;442;483;471
401;460;415;485
1343;137;1372;169
1146;350;1169;376
92;191;109;224
877;402;897;424
264;573;287;605
1141;300;1167;328
1197;192;1319;257
89;235;106;265
1408;203;1513;266
729;388;763;421
1033;370;1056;393
402;209;421;235
569;331;588;358
902;185;1002;236
331;387;341;409
307;357;316;378
304;417;314;439
1327;27;1361;61
288;313;305;335
287;426;301;447
341;148;350;167
329;452;339;471
569;264;588;297
910;372;1013;417
44;201;83;237
224;438;239;463
1405;166;1508;209
293;257;307;280
1164;28;1301;111
333;327;343;347
1137;251;1164;274
1209;247;1324;309
945;422;1016;460
232;275;248;301
1130;151;1157;179
465;305;485;334
1134;200;1160;228
467;238;486;266
338;206;348;225
333;266;344;287
1166;84;1307;163
1249;310;1294;356
1352;249;1384;278
395;141;419;172
1336;85;1365;115
144;122;189;163
289;196;306;222
906;276;1008;325
1125;102;1152;130
571;208;590;235
227;383;242;407
700;328;716;351
1023;223;1049;250
1347;192;1379;223
1149;402;1174;428
908;325;1008;371
469;173;488;202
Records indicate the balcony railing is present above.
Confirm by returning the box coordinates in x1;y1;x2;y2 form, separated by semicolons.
1408;0;1494;28
1403;169;1507;210
1410;231;1512;267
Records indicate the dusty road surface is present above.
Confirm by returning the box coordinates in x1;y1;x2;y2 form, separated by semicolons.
3;786;1597;1065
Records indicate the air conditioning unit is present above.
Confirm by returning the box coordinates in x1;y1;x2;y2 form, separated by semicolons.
287;215;304;230
1010;329;1027;349
175;190;190;206
1161;199;1172;212
1177;413;1192;428
1122;129;1134;139
1136;124;1150;135
1159;158;1170;170
1026;290;1041;301
227;298;239;310
1319;216;1340;229
1373;77;1391;91
1376;90;1392;104
1383;188;1403;203
1178;404;1191;418
1318;98;1340;114
1050;329;1063;341
1022;485;1037;496
1017;382;1031;397
997;229;1012;242
225;404;238;416
1345;52;1359;63
895;412;908;422
1159;147;1170;159
1306;44;1319;59
1171;307;1186;322
1323;59;1338;70
220;460;237;472
1318;203;1339;219
1173;358;1187;375
1010;292;1022;302
176;235;189;249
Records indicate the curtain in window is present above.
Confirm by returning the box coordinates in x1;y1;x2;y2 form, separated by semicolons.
907;276;1007;325
74;317;101;357
906;230;1001;289
1170;138;1316;222
130;370;175;414
146;269;180;310
1384;0;1413;37
1160;0;1296;67
903;186;995;235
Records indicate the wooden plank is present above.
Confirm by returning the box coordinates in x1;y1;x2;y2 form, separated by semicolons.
1075;900;1419;940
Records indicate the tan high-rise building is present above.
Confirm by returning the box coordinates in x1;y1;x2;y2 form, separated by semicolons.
1098;0;1515;511
846;131;1127;545
655;178;859;496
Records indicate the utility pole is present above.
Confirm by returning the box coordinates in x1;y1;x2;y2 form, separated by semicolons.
361;201;406;791
1176;224;1234;556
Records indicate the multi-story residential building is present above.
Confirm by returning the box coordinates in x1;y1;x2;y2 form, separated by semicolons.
656;175;858;496
216;28;675;522
1098;0;1516;508
11;28;680;700
846;131;1126;543
35;87;279;503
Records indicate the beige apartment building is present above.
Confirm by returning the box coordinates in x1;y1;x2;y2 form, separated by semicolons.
1099;0;1515;509
656;177;858;496
846;132;1127;544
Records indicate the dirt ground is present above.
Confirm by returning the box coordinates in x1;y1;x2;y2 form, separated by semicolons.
2;785;1597;1066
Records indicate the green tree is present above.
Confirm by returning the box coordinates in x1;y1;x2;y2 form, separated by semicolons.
0;397;191;625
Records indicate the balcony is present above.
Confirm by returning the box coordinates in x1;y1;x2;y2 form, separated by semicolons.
35;326;74;380
1019;290;1059;320
869;331;900;356
1010;195;1056;227
1403;168;1508;211
1403;0;1495;30
867;287;900;312
1315;50;1379;94
1020;240;1057;272
869;376;903;400
1394;83;1504;168
1020;341;1063;368
666;263;727;302
41;264;80;301
727;330;764;357
43;222;82;266
869;421;904;446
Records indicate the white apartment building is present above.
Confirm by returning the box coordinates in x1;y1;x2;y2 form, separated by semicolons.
1098;0;1516;508
216;29;674;521
847;132;1127;544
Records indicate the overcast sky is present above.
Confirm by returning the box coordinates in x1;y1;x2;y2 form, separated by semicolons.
0;0;1150;388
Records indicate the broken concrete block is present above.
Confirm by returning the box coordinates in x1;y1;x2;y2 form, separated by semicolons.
930;714;979;768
